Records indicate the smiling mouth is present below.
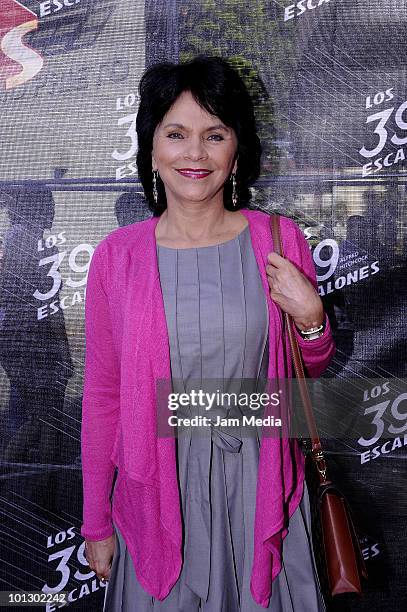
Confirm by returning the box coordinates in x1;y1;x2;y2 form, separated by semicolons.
175;169;213;179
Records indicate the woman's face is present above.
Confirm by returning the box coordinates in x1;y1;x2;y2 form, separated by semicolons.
152;90;238;207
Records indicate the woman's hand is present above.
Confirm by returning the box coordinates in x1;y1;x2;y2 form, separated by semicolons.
84;535;116;582
266;252;324;331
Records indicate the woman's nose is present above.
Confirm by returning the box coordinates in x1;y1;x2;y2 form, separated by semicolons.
183;135;208;160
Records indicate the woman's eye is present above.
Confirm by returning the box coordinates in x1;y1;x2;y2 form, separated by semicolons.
166;132;224;141
208;134;224;141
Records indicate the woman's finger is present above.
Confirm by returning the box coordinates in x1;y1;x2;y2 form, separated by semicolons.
265;264;283;282
94;561;111;579
266;272;282;294
105;561;113;580
267;252;287;268
266;270;274;287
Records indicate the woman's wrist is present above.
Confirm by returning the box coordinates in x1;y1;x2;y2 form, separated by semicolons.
293;309;325;332
294;313;326;340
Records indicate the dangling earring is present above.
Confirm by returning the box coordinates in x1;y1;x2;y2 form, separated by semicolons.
231;172;237;207
152;169;158;204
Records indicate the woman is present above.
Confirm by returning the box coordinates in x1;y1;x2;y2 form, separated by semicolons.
81;56;335;611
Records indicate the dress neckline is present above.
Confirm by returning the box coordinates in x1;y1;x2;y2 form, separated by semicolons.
156;223;249;251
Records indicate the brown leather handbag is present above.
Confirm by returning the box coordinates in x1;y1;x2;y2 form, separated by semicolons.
270;214;368;600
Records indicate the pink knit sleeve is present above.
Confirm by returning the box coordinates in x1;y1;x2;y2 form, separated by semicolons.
80;241;120;541
280;216;336;378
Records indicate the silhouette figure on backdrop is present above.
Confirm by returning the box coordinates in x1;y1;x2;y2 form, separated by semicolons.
363;188;399;270
0;187;73;464
327;211;406;378
337;215;384;332
114;191;152;227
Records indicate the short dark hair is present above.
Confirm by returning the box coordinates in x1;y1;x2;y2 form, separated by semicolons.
136;55;262;215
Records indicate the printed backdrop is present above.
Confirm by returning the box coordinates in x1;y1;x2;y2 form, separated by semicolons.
0;1;406;610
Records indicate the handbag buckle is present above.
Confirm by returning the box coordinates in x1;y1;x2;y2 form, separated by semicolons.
313;449;328;481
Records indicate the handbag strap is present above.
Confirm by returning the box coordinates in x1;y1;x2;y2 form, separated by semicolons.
270;214;329;484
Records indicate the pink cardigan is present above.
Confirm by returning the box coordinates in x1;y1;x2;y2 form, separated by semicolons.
80;208;335;607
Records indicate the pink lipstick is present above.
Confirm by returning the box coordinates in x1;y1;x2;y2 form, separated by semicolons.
176;168;212;179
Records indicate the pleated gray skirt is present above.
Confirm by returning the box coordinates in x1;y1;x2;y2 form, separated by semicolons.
103;225;327;611
104;479;326;612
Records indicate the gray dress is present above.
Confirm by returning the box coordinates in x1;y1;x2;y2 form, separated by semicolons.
104;224;326;612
